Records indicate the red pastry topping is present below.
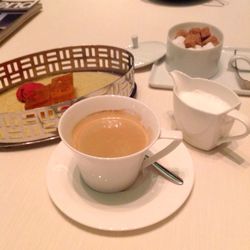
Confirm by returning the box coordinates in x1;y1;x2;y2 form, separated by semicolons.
16;82;45;103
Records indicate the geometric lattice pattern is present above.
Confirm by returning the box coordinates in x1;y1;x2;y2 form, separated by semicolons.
0;45;134;93
0;105;59;143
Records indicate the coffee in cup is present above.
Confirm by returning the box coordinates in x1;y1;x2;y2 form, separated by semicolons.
59;95;182;193
72;109;151;158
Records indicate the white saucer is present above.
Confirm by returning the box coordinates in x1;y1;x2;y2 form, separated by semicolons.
46;141;194;231
127;41;166;69
149;47;250;96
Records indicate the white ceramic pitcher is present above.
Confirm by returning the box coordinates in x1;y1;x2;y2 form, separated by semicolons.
171;70;250;150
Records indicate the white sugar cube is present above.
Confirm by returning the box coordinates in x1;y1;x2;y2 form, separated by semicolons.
203;42;215;49
172;36;185;48
194;45;202;50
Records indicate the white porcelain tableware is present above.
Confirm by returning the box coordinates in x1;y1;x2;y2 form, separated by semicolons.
167;22;224;78
46;141;194;231
229;54;250;89
127;36;166;69
229;55;250;69
58;95;182;193
171;70;250;151
149;47;250;96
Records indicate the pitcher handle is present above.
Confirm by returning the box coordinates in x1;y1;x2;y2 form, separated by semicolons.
218;109;250;145
229;55;250;68
142;130;182;168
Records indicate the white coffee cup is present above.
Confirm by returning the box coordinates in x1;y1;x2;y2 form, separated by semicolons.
58;95;182;193
171;70;250;151
167;22;223;78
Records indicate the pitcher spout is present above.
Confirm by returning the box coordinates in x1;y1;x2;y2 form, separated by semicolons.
170;70;197;93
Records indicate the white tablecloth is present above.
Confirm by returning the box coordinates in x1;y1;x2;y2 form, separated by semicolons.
1;1;250;249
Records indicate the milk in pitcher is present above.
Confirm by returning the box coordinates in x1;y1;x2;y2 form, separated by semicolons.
178;89;231;114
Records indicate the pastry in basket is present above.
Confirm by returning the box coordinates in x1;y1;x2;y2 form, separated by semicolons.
16;73;75;110
0;71;120;113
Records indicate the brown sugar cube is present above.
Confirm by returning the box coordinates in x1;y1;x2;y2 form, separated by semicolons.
200;27;211;41
210;35;219;46
189;27;201;35
195;33;202;45
184;33;201;48
175;29;188;38
184;34;196;48
202;35;219;46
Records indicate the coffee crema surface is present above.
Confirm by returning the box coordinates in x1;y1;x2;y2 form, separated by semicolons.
72;110;150;158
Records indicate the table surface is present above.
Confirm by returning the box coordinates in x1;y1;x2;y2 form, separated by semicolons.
1;1;250;250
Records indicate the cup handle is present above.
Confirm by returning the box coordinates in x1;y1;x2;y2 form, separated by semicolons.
228;55;250;68
218;109;250;145
141;129;183;168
